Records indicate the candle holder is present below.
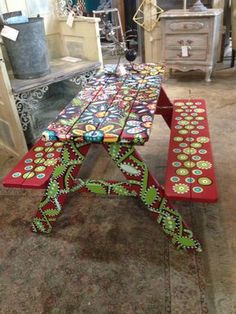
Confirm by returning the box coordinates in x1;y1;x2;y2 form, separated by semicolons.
183;0;187;10
189;0;208;12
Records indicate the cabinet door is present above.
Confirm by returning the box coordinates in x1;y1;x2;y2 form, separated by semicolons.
0;48;27;157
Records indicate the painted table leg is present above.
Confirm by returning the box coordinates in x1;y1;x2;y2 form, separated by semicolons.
104;143;202;252
77;180;139;196
155;87;173;129
31;142;91;233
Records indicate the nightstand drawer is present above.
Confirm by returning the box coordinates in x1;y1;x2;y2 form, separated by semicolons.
165;48;207;61
165;34;208;49
165;18;210;33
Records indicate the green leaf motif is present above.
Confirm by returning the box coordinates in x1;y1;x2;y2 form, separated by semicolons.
59;117;78;126
145;187;158;206
62;148;70;162
44;209;60;217
33;218;45;232
120;163;141;176
109;144;120;159
113;185;135;196
176;236;196;248
163;216;176;233
129;113;137;119
47;180;59;198
72;98;82;106
52;164;67;179
86;183;106;194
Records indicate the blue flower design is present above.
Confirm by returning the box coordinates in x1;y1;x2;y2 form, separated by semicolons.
80;103;123;124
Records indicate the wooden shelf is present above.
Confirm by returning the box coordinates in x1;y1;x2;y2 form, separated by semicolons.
10;59;101;94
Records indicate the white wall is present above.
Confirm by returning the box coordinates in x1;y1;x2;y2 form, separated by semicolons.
0;0;58;35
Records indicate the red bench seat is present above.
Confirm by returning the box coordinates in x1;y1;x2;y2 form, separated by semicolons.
3;139;64;189
164;99;218;203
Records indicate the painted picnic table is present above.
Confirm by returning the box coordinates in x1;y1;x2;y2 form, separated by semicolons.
5;63;203;252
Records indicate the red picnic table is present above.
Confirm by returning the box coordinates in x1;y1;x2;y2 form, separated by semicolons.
3;63;218;252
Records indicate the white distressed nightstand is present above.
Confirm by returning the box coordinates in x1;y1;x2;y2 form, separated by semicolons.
160;9;223;82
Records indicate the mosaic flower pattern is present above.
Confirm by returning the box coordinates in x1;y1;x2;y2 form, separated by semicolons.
45;63;164;144
173;183;190;194
79;103;124;124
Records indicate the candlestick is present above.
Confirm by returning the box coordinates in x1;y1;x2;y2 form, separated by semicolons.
183;0;187;10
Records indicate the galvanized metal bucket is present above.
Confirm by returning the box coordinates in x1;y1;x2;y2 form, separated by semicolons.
3;17;50;79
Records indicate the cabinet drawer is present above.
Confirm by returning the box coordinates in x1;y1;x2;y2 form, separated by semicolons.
165;18;210;33
165;48;207;61
165;34;208;49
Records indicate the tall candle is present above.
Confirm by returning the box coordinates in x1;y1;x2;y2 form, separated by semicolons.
183;0;187;10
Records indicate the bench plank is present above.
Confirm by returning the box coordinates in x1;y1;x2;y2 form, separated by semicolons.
3;139;64;189
165;99;218;203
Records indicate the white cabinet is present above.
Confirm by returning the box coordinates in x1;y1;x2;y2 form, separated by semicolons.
160;9;223;82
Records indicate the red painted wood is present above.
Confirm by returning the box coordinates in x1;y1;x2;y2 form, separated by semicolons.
3;140;64;189
165;99;218;203
155;87;173;129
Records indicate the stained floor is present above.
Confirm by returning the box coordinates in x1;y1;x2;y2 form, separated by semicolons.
0;66;236;314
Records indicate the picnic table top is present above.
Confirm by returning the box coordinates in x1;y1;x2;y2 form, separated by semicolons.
43;63;165;145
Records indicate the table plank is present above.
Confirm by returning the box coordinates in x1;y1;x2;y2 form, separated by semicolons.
45;72;124;141
120;73;163;144
70;80;126;142
45;85;104;140
93;74;144;143
74;65;164;143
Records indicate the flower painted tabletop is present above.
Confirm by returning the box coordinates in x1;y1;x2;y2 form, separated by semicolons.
43;63;165;145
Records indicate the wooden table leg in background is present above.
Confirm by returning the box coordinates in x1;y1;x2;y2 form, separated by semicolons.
155;87;173;128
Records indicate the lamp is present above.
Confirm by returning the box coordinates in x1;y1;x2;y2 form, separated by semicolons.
189;0;207;12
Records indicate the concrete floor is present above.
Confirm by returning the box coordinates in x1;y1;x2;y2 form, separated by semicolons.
0;66;236;313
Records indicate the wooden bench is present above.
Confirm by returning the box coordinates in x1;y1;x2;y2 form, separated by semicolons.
3;139;64;189
165;99;218;203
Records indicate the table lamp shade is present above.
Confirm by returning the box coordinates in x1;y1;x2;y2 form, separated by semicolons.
190;0;208;11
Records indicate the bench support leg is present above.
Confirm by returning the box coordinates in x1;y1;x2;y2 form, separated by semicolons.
31;141;202;252
31;142;91;233
155;87;173;129
103;143;202;252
